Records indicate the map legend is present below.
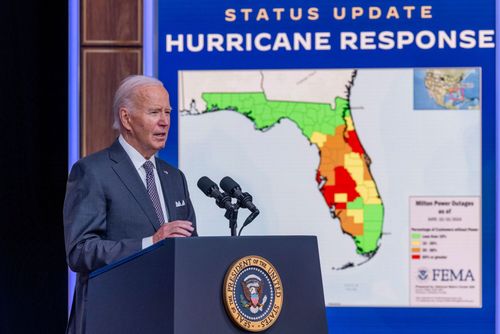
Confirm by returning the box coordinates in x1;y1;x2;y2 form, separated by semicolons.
409;197;481;307
411;233;421;260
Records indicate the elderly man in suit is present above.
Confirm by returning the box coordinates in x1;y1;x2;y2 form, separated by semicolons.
63;75;197;334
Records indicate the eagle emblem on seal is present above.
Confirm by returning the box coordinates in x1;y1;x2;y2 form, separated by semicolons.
240;274;268;314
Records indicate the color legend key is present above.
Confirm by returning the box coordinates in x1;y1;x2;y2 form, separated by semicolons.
411;233;421;260
409;196;481;307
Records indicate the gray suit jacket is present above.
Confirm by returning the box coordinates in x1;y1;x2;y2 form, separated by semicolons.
63;140;197;334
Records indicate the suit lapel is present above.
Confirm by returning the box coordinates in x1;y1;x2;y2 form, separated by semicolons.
156;158;175;221
108;140;161;231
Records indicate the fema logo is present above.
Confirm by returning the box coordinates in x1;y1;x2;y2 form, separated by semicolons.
223;256;283;332
417;268;429;281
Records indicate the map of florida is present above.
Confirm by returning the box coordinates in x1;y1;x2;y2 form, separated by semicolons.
201;92;384;255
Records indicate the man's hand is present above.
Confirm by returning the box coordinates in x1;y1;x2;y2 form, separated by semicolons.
152;220;194;243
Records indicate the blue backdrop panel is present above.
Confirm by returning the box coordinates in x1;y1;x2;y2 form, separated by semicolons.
156;1;496;333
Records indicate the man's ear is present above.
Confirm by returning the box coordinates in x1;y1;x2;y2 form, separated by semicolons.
119;107;132;131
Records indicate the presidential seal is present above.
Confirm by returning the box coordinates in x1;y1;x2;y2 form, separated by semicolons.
223;255;283;332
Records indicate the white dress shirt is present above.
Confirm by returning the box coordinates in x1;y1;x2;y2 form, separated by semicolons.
118;135;168;249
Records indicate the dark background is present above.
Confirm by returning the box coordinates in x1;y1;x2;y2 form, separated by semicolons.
0;2;69;333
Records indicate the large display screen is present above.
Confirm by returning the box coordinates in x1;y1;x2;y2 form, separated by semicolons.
157;1;496;332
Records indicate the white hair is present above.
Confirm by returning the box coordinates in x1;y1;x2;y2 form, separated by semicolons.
112;75;164;130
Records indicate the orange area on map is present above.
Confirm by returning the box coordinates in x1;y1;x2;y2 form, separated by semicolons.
315;117;381;239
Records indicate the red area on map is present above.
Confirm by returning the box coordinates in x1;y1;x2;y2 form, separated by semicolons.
346;130;365;154
320;166;360;209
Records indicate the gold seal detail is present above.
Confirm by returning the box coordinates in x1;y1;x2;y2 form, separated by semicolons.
223;255;284;332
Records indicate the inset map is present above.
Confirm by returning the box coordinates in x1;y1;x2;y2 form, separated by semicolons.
414;68;480;110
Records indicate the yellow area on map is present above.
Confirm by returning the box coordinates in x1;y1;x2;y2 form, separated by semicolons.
334;193;347;203
356;182;383;205
345;116;355;131
310;132;327;147
367;182;382;202
344;153;364;183
344;153;382;205
347;209;364;223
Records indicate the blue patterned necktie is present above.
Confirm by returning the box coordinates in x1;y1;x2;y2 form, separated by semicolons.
143;160;165;226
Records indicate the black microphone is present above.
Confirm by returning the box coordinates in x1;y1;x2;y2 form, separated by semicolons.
219;176;258;213
197;176;232;210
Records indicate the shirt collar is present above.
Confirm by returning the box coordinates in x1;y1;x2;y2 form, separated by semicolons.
118;135;157;171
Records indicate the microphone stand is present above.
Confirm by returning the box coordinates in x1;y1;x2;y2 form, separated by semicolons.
224;203;240;237
238;209;259;236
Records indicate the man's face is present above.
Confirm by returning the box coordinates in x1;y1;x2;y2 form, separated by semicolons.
122;85;171;158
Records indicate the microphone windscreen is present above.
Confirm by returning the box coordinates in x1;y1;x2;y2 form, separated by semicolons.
197;176;217;195
220;176;240;194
